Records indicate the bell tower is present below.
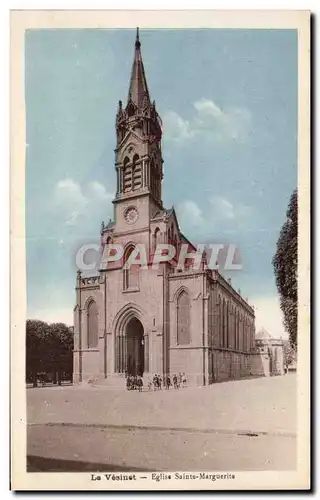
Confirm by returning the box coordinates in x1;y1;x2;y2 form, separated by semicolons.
113;28;164;220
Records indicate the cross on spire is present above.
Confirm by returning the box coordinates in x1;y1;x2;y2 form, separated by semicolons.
135;27;140;47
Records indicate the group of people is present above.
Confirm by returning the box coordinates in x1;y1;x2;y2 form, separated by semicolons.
148;372;187;391
126;374;143;391
125;372;188;392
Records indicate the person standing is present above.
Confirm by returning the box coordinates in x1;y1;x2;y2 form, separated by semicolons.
182;372;187;388
173;374;178;389
153;374;158;390
137;375;143;392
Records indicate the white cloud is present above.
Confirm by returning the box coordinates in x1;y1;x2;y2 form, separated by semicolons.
53;178;113;226
209;196;252;222
177;200;204;230
163;98;251;144
194;98;251;142
177;196;252;238
251;295;287;339
210;197;235;220
163;111;194;142
194;98;224;119
55;178;87;210
87;181;113;202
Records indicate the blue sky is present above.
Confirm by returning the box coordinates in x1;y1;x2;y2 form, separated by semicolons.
25;28;297;335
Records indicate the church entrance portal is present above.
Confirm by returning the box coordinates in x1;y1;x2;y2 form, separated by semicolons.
126;317;144;376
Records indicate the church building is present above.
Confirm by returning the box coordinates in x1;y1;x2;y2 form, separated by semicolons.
73;29;257;387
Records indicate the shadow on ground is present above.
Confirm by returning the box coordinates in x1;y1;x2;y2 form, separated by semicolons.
27;455;151;473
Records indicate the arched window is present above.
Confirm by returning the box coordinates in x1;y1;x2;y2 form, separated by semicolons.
229;304;233;349
236;311;240;350
234;309;237;350
221;299;224;347
153;227;160;253
123;245;139;290
177;290;190;345
240;314;243;351
219;297;223;347
174;234;178;252
224;300;228;347
87;300;98;348
216;295;221;347
127;101;136;117
123;156;132;192
244;318;248;352
150;158;155;193
208;291;213;345
132;154;142;190
226;302;229;348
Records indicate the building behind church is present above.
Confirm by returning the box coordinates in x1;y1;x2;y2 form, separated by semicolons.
254;327;285;376
73;30;277;387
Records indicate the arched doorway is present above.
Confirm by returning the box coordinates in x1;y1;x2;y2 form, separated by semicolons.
126;317;144;376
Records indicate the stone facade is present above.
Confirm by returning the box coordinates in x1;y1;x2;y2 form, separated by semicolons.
73;29;258;386
251;327;285;377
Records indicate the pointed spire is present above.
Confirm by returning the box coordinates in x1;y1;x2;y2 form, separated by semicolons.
127;28;151;110
135;27;140;48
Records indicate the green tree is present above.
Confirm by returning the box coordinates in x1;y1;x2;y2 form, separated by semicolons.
272;189;298;348
283;339;297;367
48;323;74;385
26;320;73;386
26;319;49;387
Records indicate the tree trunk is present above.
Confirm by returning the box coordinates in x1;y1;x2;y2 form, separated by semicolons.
33;372;37;388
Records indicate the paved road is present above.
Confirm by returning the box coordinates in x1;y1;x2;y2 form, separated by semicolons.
27;423;296;472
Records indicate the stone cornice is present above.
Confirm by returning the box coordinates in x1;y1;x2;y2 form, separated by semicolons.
76;285;100;291
112;226;150;237
168;270;204;280
113;190;163;209
113;190;150;204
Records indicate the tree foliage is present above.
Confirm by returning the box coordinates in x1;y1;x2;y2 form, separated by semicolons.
26;319;74;386
272;189;298;348
283;339;297;367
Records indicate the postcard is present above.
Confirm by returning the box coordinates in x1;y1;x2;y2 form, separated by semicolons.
10;9;310;491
